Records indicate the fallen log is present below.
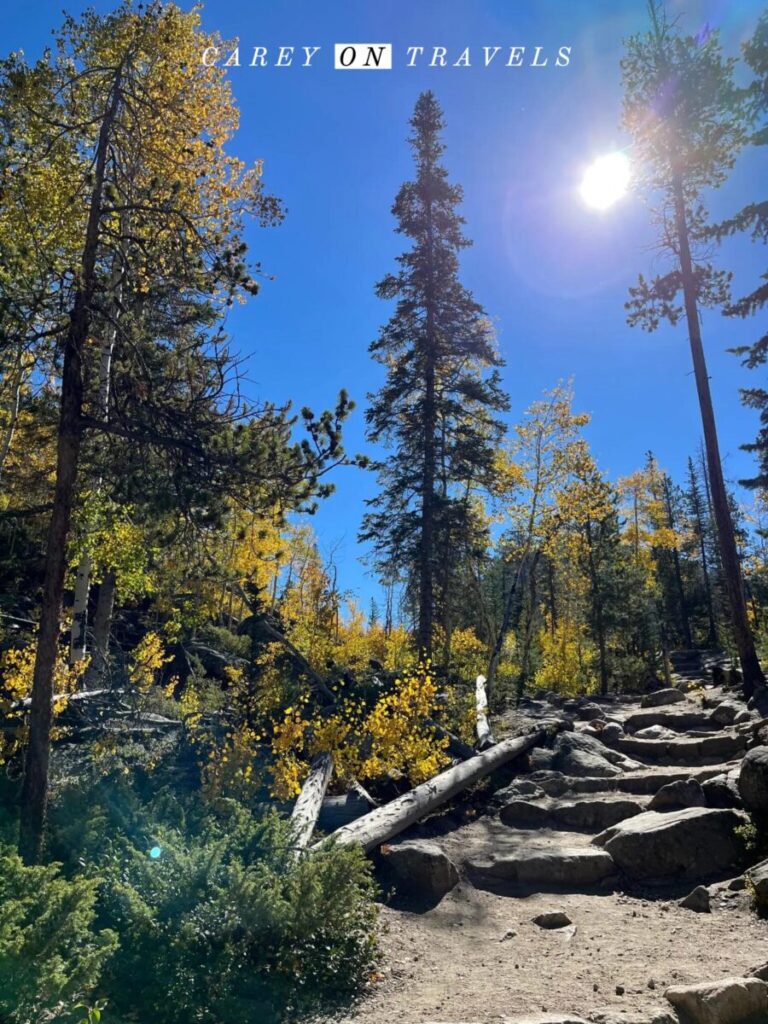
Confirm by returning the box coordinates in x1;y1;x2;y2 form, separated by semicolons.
475;674;494;749
290;752;334;857
313;722;561;854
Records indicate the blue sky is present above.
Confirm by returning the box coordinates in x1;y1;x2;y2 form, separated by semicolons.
7;0;768;607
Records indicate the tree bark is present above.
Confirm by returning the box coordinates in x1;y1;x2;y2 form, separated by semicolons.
19;69;122;864
662;473;692;649
82;570;117;689
475;674;494;748
671;172;764;695
313;725;557;854
290;752;333;858
417;180;437;660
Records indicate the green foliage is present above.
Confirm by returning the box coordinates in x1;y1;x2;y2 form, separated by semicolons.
43;772;378;1024
0;846;117;1023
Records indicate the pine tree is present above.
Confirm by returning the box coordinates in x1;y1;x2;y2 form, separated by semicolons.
622;1;764;693
685;455;719;646
361;92;508;659
714;12;768;486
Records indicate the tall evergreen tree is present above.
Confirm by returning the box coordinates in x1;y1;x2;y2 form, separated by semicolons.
714;12;768;486
361;92;508;658
685;455;719;646
622;1;765;693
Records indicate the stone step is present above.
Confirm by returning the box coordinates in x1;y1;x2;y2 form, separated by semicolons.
622;709;714;733
530;765;734;797
616;732;747;765
500;796;644;833
465;844;617;892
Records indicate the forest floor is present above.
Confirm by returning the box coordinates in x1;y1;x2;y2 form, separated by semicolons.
325;674;768;1024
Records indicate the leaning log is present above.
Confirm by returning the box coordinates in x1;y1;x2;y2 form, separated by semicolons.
475;674;494;749
290;752;334;856
313;723;560;854
425;717;478;761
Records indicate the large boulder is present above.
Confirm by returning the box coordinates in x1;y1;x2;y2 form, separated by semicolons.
380;839;459;898
575;702;605;721
738;746;768;814
747;858;768;914
711;699;747;726
601;722;624;745
665;976;768;1024
648;778;706;812
702;772;743;809
593;806;749;882
641;688;686;708
553;731;639;779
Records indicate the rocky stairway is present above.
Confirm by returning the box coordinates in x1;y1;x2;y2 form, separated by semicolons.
382;678;760;899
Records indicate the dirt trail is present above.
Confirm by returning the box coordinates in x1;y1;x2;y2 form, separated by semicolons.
332;663;768;1024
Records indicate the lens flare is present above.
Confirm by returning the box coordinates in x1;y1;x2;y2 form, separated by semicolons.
149;845;162;859
580;152;631;210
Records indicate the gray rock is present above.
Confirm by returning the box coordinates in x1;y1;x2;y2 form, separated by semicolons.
558;748;622;778
635;725;674;740
648;778;706;811
529;747;558;772
500;800;551;827
701;772;743;809
601;722;623;744
679;885;711;913
710;699;745;726
747;858;768;912
665;976;768;1024
738;746;768;814
467;846;616;889
593;807;749;882
728;875;747;891
555;731;639;775
749;963;768;981
500;797;642;832
576;702;606;721
641;688;686;707
532;911;572;929
381;839;459;898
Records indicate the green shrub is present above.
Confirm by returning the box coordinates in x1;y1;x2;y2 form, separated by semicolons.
0;846;117;1023
46;775;378;1023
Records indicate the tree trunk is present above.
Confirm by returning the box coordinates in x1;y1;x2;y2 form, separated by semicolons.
417;192;437;661
290;752;333;858
82;570;117;689
671;173;764;695
70;257;122;666
19;69;122;864
313;725;556;854
475;674;494;748
662;473;692;649
585;519;609;695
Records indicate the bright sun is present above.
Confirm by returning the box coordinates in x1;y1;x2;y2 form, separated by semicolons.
580;151;631;210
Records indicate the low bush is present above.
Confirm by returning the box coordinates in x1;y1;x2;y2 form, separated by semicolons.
2;769;378;1024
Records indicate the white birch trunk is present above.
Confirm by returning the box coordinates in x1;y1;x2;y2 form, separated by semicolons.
475;673;494;749
290;752;334;857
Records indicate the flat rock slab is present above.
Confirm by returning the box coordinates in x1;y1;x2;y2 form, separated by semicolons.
641;688;686;707
617;733;746;765
594;806;749;882
501;797;643;833
665;976;768;1024
624;709;713;733
467;845;616;889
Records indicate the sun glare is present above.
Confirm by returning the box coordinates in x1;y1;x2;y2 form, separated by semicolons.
580;151;631;210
